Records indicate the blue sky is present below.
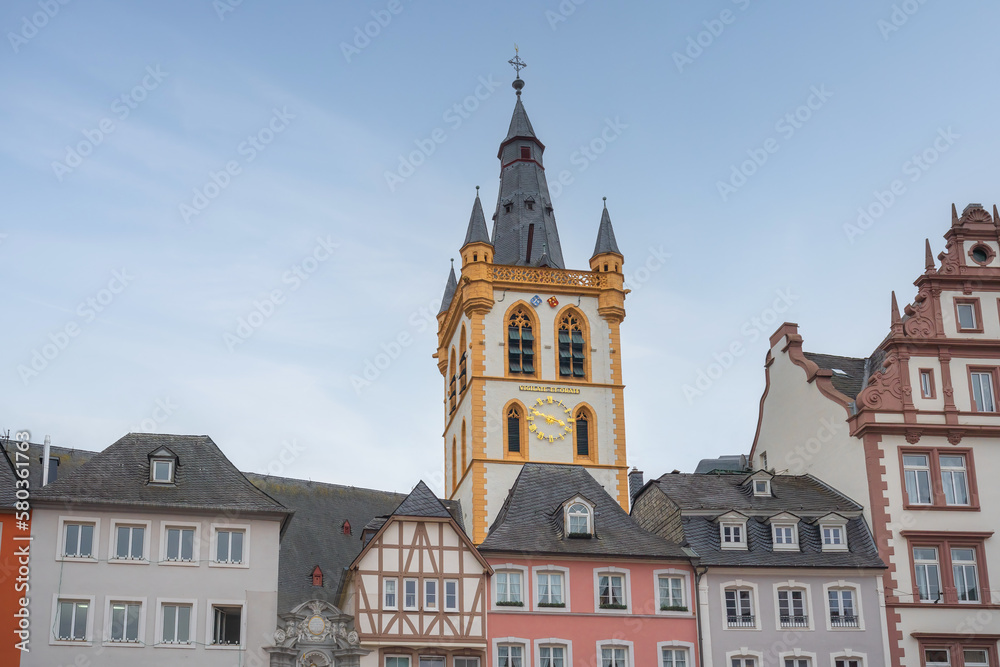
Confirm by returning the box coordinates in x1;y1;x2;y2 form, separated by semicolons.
3;0;999;495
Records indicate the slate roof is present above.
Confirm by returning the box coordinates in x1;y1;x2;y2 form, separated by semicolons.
247;475;464;612
463;193;492;247
504;96;537;142
592;203;621;257
0;442;18;509
438;265;458;314
391;480;453;518
479;463;688;559
653;472;863;515
803;352;868;399
33;433;289;515
693;455;748;474
681;515;883;569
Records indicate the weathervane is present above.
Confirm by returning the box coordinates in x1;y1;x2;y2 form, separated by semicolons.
508;45;527;79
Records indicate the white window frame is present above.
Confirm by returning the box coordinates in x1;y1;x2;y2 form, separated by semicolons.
773;523;799;550
150;458;174;483
109;519;151;563
50;594;96;645
772;581;814;631
726;651;764;667
454;658;480;667
565;497;594;536
820;522;848;551
160;521;200;566
957;301;978;331
596;638;635;667
594;566;631;614
829;651;867;667
753;479;771;496
658;640;695;667
903;453;933;505
822;581;865;631
209;523;250;568
970;369;996;412
443;578;459;612
102;595;146;646
951;546;981;603
492;564;528;611
535;638;573;667
155;597;197;648
720;521;747;550
720;579;760;631
654;568;692;615
385;656;411;667
492;637;529;667
913;546;942;603
383;578;398;610
940;454;971;506
778;650;818;667
403;578;419;611
424;578;438;611
56;516;100;562
206;599;246;649
532;565;570;611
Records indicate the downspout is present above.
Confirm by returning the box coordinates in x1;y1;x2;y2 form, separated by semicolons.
694;564;708;667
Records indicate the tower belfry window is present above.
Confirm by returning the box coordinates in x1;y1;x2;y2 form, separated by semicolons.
520;146;531;159
525;224;535;263
558;313;586;378
507;405;522;453
575;410;590;457
508;309;535;374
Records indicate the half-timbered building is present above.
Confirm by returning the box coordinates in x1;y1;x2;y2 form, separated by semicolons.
342;481;492;667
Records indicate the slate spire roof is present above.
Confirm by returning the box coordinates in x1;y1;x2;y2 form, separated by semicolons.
437;262;458;314
391;480;453;518
463;189;492;247
592;199;621;257
490;80;566;269
32;433;289;515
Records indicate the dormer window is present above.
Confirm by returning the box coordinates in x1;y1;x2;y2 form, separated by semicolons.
148;446;177;484
520;146;531;159
818;514;849;551
753;480;770;496
504;203;512;214
718;511;749;550
768;512;800;551
565;498;594;537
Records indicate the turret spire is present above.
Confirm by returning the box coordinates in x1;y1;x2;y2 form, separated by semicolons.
438;261;457;314
463;186;491;247
592;197;622;257
490;49;565;269
925;238;935;271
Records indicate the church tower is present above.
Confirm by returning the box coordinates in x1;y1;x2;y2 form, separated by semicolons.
435;53;629;543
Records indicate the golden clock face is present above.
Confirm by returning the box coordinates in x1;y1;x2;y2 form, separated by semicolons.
526;395;575;443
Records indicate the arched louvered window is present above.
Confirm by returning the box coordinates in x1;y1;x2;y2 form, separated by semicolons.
558;312;586;378
575;410;590;457
449;348;457;413
461;420;467;473
451;437;458;491
507;405;522;454
459;327;468;394
508;308;535;375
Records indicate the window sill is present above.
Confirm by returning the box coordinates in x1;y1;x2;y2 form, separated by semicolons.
50;639;93;646
160;559;200;567
154;642;197;649
567;533;592;539
103;640;145;647
208;561;249;569
108;558;149;565
537;602;566;608
659;605;688;612
56;555;97;563
207;643;245;650
496;601;524;607
901;503;980;512
599;603;628;610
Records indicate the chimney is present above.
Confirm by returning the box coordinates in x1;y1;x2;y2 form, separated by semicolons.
42;435;52;486
628;467;644;503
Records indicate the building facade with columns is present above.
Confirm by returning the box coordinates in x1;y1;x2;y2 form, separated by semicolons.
750;203;1000;667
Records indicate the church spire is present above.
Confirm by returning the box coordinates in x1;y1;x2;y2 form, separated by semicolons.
438;260;457;314
592;197;622;257
489;50;565;269
463;186;491;247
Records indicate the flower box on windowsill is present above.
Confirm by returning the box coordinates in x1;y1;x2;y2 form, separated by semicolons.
599;603;627;609
496;601;524;607
567;532;593;539
537;602;566;608
660;604;688;612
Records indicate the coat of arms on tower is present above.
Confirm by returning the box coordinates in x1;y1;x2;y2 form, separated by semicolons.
530;295;543;307
547;296;559;307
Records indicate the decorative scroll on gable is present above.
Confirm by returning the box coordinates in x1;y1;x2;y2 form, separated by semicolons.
902;287;935;338
858;354;904;411
938;239;962;276
264;599;368;667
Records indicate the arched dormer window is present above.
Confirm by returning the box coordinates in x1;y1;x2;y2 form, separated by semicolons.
565;499;593;537
557;310;587;379
341;520;351;536
507;307;535;376
312;566;323;586
505;402;527;460
449;347;457;413
574;407;595;461
459;327;468;394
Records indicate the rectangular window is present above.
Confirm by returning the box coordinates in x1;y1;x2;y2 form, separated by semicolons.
952;548;981;602
384;579;397;609
520;146;531;159
956;299;980;331
662;648;688;667
965;649;989;667
940;455;970;506
211;605;242;646
914;547;942;602
444;579;458;611
424;579;437;610
778;589;807;627
602;647;628;667
784;660;810;667
56;600;89;641
925;649;951;666
538;572;564;605
599;574;625;607
63;523;95;558
498;644;523;667
722;523;744;545
454;660;479;667
161;604;192;644
216;530;245;564
971;370;996;412
835;660;861;667
658;575;684;610
114;525;145;560
920;369;936;398
496;571;522;604
540;646;566;667
828;588;857;627
404;579;418;610
725;588;754;627
419;658;444;667
732;660;757;667
151;459;173;482
822;525;845;547
904;454;932;505
109;601;141;643
165;527;194;562
774;525;796;545
386;657;410;667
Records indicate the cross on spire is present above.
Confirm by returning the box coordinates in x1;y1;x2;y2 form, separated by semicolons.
508;45;527;79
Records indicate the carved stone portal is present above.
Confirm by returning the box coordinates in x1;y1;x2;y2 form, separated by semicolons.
263;599;368;667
